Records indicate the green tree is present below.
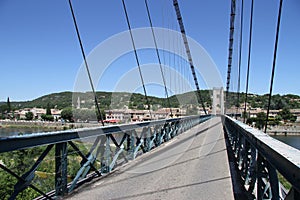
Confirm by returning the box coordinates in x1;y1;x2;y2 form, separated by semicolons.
73;109;96;122
7;97;11;113
0;104;8;114
96;109;106;121
255;112;266;130
242;111;248;119
290;115;297;123
246;117;256;125
278;108;295;122
41;114;54;121
61;107;73;121
46;103;51;115
25;112;34;120
0;148;44;199
186;106;198;115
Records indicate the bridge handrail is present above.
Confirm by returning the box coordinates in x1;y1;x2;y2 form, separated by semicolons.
223;115;300;198
0;115;211;153
0;114;212;199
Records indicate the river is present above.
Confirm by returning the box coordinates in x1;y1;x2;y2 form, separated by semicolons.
0;127;58;137
271;135;300;150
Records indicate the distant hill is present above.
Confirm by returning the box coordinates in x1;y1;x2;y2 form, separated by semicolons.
225;92;300;109
1;90;300;111
0;90;211;111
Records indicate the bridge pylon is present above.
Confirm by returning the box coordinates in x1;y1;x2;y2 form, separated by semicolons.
212;87;224;115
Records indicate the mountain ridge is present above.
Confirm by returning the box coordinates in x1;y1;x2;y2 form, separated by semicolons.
1;90;300;110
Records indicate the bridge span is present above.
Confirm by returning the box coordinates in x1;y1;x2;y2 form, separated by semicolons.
67;117;235;200
0;115;299;200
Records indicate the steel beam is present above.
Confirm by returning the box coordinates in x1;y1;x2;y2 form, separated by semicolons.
223;115;300;199
55;142;68;197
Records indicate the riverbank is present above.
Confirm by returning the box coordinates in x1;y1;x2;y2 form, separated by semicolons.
0;120;101;130
267;131;300;136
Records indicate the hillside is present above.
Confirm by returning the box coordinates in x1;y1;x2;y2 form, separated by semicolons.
1;90;300;111
226;92;300;110
0;90;211;111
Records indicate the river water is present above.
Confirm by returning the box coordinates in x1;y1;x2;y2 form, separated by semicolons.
0;127;58;137
271;135;300;150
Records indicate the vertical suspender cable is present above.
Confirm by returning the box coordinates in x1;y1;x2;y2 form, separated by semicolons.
144;0;173;117
264;0;284;133
225;0;237;114
236;0;244;119
68;0;104;126
121;0;152;119
243;0;254;123
173;0;207;115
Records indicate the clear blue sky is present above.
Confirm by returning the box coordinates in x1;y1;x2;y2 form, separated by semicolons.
0;0;299;101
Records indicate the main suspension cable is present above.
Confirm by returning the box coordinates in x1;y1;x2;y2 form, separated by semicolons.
264;0;284;133
243;0;254;123
68;0;104;126
225;0;237;114
144;0;173;117
121;0;152;119
173;0;207;115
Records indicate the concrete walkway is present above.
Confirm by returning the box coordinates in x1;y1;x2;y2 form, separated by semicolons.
67;117;234;200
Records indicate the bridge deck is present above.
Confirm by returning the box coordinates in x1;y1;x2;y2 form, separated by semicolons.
68;117;234;200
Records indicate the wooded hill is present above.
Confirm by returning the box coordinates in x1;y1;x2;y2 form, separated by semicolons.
1;90;300;111
0;91;212;111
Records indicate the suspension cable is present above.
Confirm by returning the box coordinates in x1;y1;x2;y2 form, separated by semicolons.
144;0;173;117
264;0;284;133
243;0;254;123
173;0;207;115
121;0;152;119
236;0;244;119
225;0;237;114
68;0;104;126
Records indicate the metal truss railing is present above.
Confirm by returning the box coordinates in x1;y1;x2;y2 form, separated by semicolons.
223;115;300;200
0;115;211;199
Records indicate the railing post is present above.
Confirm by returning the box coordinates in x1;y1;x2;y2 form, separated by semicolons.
143;127;151;152
154;125;162;146
101;135;111;173
267;161;279;199
55;142;68;197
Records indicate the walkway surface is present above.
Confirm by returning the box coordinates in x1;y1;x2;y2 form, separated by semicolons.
67;117;234;200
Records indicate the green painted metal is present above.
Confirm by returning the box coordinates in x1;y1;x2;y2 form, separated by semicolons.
223;115;300;200
55;142;68;197
0;115;211;199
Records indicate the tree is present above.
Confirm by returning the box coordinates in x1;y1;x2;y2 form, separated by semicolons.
246;117;256;125
278;108;295;122
7;97;11;113
61;107;73;122
0;104;8;114
25;112;34;120
46;103;51;115
290;115;297;123
96;109;106;121
242;111;248;119
186;106;198;115
41;114;54;121
255;112;266;130
0;148;44;199
73;109;96;122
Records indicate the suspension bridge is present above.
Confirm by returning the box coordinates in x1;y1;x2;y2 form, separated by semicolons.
0;0;299;200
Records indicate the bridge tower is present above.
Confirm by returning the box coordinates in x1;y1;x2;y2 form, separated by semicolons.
212;87;224;115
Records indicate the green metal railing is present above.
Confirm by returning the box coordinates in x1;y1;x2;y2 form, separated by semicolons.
0;115;211;199
223;115;300;200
